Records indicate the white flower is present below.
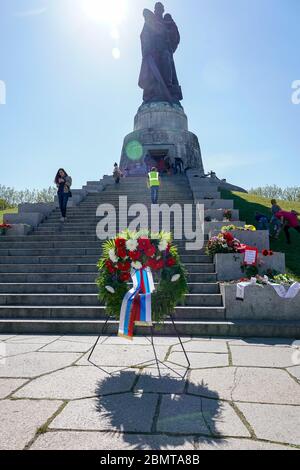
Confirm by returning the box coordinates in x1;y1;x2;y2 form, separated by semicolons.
109;249;118;264
158;239;168;252
171;274;181;282
131;261;143;270
126;239;138;251
105;286;115;294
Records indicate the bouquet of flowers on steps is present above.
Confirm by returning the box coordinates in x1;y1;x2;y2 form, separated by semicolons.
97;230;188;339
0;223;12;236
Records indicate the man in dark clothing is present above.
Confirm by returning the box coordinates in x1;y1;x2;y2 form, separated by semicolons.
174;157;184;174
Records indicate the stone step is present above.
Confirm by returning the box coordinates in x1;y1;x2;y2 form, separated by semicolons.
0;282;220;294
0;293;223;307
38;223;204;231
0;235;209;243
0;236;103;242
0;242;104;249
1;319;299;337
0;248;103;256
196;199;234;210
45;215;199;222
0;272;217;283
0;263;215;274
183;264;215;273
0;305;225;320
0;254;212;265
0;247;207;256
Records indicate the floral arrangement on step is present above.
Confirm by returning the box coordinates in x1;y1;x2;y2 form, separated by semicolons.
0;223;12;236
221;224;256;232
229;272;297;286
97;230;188;324
206;232;241;256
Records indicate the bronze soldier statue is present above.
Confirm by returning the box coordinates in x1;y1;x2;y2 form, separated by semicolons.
138;2;183;105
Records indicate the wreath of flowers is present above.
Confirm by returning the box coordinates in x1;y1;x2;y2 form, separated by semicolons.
97;230;188;324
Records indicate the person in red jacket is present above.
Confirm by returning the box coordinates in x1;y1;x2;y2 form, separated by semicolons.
276;210;300;244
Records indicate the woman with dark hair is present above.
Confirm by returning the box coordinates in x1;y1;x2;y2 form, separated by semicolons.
54;169;72;222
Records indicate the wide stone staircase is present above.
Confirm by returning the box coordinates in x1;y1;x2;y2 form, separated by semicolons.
0;174;247;336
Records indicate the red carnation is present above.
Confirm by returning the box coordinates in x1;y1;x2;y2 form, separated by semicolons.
138;237;151;252
117;261;131;272
129;251;141;261
269;250;274;256
115;238;126;249
117;247;127;259
120;272;131;282
166;257;176;268
224;232;234;246
262;249;269;257
145;244;156;258
156;259;165;270
147;258;164;271
105;260;116;274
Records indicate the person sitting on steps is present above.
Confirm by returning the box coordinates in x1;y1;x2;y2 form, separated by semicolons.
55;169;72;222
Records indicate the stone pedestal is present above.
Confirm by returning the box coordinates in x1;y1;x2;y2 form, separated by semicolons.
120;102;204;175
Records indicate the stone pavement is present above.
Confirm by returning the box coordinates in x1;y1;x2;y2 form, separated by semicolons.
0;334;299;451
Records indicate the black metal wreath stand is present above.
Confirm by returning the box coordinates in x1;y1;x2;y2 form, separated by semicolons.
88;315;190;379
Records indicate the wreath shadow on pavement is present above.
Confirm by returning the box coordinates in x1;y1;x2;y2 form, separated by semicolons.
95;371;223;450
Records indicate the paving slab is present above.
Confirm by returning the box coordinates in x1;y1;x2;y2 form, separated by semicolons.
188;367;300;404
174;340;228;353
151;336;192;346
14;367;137;400
40;340;94;353
228;338;296;348
101;336;155;346
237;403;300;446
288;366;300;382
59;335;99;344
0;352;81;378
196;437;293;450
0;335;18;341
0;378;28;398
50;394;158;433
30;431;195;450
157;395;250;437
0;343;43;358
168;352;229;369
6;335;61;345
134;369;186;394
230;346;296;368
77;344;169;367
0;399;62;450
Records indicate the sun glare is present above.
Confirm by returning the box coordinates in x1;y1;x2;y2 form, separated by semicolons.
81;0;127;26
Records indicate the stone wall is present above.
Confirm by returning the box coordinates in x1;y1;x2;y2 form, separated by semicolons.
222;284;300;321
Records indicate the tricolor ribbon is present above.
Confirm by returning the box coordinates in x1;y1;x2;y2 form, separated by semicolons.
118;268;155;340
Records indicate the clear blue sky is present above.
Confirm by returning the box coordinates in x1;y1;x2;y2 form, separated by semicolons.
0;0;299;191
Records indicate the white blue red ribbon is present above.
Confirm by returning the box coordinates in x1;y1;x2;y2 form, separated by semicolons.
118;268;155;339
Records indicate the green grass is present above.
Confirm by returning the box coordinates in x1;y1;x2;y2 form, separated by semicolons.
0;208;18;224
221;190;300;279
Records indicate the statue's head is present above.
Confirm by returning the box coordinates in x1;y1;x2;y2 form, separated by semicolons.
154;2;164;17
164;13;173;22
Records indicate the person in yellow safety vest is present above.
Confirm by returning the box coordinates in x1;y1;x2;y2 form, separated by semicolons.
147;167;161;204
